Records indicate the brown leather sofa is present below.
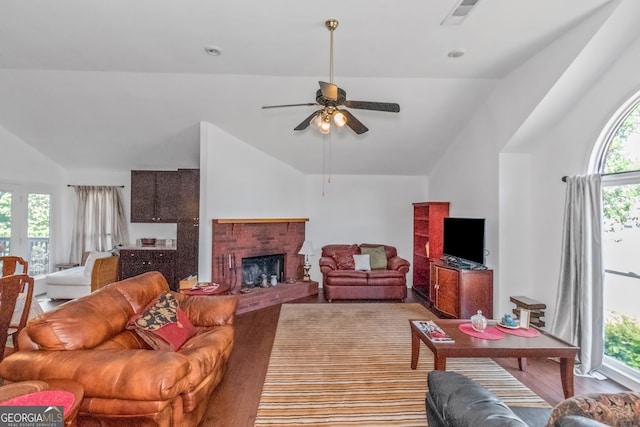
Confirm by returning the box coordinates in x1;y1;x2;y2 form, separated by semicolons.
0;271;238;427
319;244;410;301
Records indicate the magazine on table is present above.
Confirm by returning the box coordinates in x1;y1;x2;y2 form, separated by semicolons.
413;320;455;342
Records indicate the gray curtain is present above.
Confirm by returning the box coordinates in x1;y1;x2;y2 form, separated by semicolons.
550;174;604;376
69;186;130;263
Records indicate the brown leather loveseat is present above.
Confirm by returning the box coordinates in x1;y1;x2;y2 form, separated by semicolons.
319;244;410;301
0;271;238;427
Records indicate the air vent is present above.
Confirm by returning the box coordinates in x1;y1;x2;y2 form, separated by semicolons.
441;0;480;26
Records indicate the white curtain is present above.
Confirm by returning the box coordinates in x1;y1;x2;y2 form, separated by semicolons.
550;174;604;376
69;186;130;263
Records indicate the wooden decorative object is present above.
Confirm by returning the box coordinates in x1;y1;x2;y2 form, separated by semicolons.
510;296;546;328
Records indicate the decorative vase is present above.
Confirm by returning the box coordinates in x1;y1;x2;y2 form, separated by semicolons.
471;310;487;333
501;313;516;327
270;275;278;286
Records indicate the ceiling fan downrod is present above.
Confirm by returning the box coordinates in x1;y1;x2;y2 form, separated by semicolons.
325;18;339;84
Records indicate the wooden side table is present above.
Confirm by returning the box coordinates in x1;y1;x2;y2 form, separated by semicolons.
0;379;83;427
46;379;83;427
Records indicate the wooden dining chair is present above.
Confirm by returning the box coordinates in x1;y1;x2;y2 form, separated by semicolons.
0;256;29;277
7;274;36;351
0;275;23;362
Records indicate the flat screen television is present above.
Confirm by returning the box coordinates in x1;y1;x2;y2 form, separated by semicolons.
443;217;485;265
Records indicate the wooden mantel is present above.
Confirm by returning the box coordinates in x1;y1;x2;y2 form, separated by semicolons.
213;218;309;224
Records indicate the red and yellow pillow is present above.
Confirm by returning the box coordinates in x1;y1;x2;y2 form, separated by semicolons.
127;292;196;351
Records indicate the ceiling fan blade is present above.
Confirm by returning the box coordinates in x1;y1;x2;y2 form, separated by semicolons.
262;103;317;109
294;110;323;131
344;100;400;113
318;81;338;101
340;109;369;135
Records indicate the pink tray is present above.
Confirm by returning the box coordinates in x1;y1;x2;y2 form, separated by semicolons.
458;323;505;340
496;323;540;337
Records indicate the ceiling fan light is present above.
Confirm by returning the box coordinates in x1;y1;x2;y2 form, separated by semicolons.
310;113;321;128
319;120;331;134
333;111;347;127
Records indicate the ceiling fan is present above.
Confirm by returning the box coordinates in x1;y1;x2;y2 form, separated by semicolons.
262;19;400;135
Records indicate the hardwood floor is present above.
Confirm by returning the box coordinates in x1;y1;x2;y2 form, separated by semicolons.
37;292;629;426
202;290;628;427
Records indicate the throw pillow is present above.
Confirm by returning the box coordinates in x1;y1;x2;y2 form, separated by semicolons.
83;252;113;277
546;392;640;427
127;292;196;351
353;254;371;271
360;246;388;269
333;251;356;270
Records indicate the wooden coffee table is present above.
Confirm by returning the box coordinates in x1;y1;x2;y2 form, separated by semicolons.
409;319;579;398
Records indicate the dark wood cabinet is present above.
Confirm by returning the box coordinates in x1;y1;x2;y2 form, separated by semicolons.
412;202;449;301
429;259;493;319
176;169;199;282
128;168;199;284
119;248;177;290
130;170;179;223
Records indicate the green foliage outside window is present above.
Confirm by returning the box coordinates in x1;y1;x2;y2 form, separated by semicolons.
602;106;640;230
28;193;50;237
602;102;640;374
604;312;640;371
0;192;10;237
0;192;50;238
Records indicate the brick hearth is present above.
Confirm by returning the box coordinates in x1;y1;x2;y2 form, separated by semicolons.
236;280;319;314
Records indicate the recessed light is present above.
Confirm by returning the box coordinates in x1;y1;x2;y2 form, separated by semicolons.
204;46;222;56
448;49;466;58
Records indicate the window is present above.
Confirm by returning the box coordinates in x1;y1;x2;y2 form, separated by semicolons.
0;191;11;256
27;193;51;275
0;186;51;276
594;94;640;389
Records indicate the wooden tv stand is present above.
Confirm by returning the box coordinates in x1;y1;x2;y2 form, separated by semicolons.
429;259;493;319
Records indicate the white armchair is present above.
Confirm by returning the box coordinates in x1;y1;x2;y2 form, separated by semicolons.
46;252;119;299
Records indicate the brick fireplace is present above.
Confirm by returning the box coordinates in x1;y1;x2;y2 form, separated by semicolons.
211;218;308;293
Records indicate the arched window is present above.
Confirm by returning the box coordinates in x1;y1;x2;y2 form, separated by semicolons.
594;92;640;389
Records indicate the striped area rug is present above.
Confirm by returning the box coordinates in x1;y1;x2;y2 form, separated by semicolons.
255;303;549;426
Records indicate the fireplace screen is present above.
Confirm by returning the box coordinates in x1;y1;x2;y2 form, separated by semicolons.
242;254;285;287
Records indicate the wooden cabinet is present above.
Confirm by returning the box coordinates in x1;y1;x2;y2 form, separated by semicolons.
130;170;179;223
119;248;177;290
128;168;200;283
176;169;199;282
412;202;449;301
429;259;493;319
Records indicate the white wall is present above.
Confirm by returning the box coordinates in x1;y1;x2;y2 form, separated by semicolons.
304;174;429;285
0;126;67;293
526;32;640;325
430;0;640;324
0;124;179;271
4;2;639;315
498;153;533;309
199;121;430;286
504;1;640;325
198;122;307;282
0;126;65;257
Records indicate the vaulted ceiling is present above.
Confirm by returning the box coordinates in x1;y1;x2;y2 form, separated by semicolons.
0;0;613;175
